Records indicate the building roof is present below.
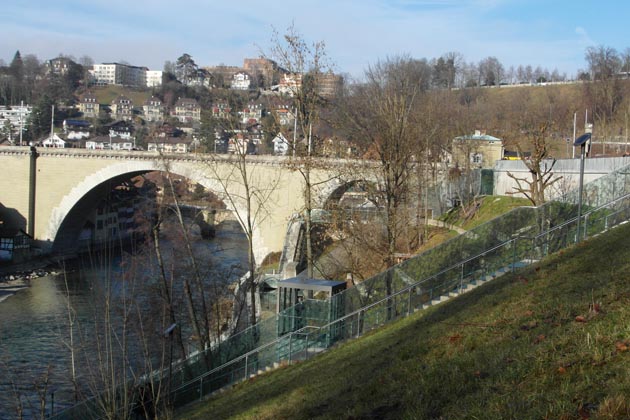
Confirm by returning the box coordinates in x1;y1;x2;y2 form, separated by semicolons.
148;136;192;145
64;119;91;127
144;96;162;106
455;131;501;142
175;97;199;107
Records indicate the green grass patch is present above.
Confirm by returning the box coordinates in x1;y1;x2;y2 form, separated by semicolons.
442;195;531;231
177;221;630;420
92;85;152;107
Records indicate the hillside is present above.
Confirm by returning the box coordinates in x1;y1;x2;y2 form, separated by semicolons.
178;221;630;419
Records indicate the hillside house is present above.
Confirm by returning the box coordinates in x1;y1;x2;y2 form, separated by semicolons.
79;91;100;118
231;72;251;90
147;136;193;154
105;120;133;140
41;133;66;148
211;103;232;119
143;96;164;122
111;95;134;121
63;119;91;140
277;73;302;96
239;103;263;125
172;98;201;123
272;133;290;155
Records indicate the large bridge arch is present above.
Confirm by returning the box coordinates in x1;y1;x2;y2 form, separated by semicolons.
47;159;258;260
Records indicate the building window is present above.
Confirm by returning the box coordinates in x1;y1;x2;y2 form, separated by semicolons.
470;152;483;164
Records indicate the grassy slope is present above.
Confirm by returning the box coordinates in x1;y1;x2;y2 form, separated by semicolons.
442;195;531;231
179;221;630;420
91;85;152;107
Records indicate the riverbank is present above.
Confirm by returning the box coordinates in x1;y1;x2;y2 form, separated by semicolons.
0;258;63;302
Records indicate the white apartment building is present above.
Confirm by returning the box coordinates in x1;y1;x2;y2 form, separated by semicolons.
146;70;163;87
231;72;251;90
89;63;160;87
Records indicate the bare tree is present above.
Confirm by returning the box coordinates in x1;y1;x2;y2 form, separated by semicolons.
503;93;567;205
478;56;504;86
584;45;624;146
337;56;427;271
266;24;333;278
202;121;280;326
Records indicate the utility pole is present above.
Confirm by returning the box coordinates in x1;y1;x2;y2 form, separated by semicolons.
19;100;24;146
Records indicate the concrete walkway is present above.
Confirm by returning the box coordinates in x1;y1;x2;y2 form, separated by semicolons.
425;219;467;234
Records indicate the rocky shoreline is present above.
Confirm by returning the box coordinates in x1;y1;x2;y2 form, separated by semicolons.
0;263;62;303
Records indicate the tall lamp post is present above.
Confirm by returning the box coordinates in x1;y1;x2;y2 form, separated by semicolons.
574;132;591;241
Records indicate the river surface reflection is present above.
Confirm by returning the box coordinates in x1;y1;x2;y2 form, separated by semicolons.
0;220;248;419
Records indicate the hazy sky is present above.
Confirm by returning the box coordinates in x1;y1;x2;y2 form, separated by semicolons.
1;0;628;78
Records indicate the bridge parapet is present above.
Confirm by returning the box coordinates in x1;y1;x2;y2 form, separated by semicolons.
0;146;378;170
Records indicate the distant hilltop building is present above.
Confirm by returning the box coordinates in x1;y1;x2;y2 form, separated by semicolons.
89;62;162;88
205;57;279;89
45;56;76;76
243;57;278;87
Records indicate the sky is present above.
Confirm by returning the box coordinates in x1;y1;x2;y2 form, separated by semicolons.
1;0;628;79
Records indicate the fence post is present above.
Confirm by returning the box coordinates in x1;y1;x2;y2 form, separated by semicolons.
288;333;293;364
199;376;203;400
245;354;249;378
407;287;412;316
356;311;361;338
583;214;589;240
512;237;517;273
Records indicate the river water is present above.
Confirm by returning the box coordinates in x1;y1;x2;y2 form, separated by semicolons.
0;219;248;419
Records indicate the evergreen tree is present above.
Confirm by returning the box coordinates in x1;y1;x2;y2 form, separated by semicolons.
26;95;55;141
9;50;24;82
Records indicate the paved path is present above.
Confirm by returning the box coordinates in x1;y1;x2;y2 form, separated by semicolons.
425;219;467;234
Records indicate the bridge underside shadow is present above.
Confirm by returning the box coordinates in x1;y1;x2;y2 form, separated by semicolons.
52;171;149;255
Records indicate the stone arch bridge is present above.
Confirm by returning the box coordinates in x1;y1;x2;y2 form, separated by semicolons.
0;147;374;264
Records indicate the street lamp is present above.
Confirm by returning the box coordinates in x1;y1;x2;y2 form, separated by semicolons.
574;132;591;241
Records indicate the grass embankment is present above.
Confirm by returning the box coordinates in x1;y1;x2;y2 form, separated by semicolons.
92;85;152;106
443;195;532;231
179;221;630;419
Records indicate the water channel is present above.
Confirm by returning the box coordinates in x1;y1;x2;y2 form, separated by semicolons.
0;219;249;419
